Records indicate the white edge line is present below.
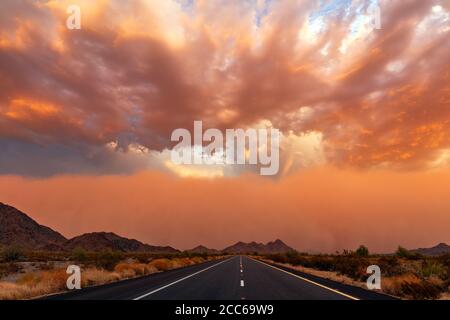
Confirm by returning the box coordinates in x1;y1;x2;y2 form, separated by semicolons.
133;257;235;300
250;257;360;300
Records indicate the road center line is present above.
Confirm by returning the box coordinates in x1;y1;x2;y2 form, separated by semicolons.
250;257;359;300
240;280;245;287
133;257;235;300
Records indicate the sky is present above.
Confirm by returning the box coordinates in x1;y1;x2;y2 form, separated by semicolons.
0;0;449;252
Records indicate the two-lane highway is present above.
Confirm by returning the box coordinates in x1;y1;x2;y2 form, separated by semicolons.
47;256;394;300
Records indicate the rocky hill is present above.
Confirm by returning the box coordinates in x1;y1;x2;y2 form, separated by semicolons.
65;232;178;253
0;202;67;250
411;243;450;256
222;239;295;254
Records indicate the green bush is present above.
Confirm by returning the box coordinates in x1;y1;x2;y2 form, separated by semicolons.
420;260;446;279
95;250;123;271
71;247;88;262
355;245;369;257
395;246;421;260
395;246;412;258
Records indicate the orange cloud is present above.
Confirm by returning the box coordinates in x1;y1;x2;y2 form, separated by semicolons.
0;0;448;176
4;99;59;120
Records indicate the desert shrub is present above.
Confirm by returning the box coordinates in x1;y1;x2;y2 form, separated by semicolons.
283;251;309;266
286;255;309;267
1;268;77;299
377;255;402;276
115;262;157;278
275;253;368;279
308;256;335;271
333;256;367;280
420;260;446;279
149;258;173;271
395;246;421;260
400;278;442;299
114;263;137;278
355;245;369;257
190;257;205;265
71;247;88;263
169;258;187;269
438;254;450;267
395;246;410;258
0;282;28;300
94;251;123;271
285;251;299;259
266;254;288;264
18;269;67;291
1;246;23;262
134;253;153;264
382;273;442;299
81;268;121;287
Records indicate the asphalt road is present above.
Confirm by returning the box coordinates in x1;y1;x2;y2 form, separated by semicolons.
47;256;395;300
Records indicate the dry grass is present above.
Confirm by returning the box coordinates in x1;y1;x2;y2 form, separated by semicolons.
167;258;187;269
191;257;206;264
81;268;121;287
382;274;444;299
382;274;421;296
114;262;157;278
261;259;366;289
148;258;173;271
0;269;67;300
0;282;34;300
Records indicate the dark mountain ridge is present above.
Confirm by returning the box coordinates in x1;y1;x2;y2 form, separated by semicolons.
0;203;67;250
222;239;295;254
0;203;177;253
411;243;450;256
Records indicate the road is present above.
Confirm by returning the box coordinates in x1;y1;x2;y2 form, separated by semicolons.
47;256;394;300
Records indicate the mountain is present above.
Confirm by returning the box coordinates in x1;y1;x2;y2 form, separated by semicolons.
0;202;67;250
222;239;295;254
411;243;450;256
187;245;219;255
65;232;179;253
0;203;178;253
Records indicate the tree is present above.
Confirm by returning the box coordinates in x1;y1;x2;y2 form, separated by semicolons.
356;245;369;257
71;246;88;262
395;246;411;258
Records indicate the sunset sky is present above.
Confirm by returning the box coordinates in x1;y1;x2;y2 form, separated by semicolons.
0;0;449;253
